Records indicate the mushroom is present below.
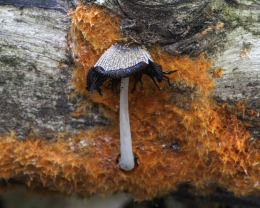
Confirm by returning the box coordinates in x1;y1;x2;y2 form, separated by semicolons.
86;43;176;171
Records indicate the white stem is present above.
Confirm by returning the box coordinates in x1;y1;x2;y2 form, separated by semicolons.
118;77;135;171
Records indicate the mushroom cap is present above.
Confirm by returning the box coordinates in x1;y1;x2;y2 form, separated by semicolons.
86;43;170;95
94;43;153;71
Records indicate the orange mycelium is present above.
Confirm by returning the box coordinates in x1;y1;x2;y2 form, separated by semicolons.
0;3;259;200
212;68;223;78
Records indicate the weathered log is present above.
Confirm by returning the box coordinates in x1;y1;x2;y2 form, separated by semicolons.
0;0;110;140
114;0;260;137
0;0;259;204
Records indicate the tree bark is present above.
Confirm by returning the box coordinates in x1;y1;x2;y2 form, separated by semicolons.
0;0;259;204
1;0;258;139
0;0;110;140
115;0;260;137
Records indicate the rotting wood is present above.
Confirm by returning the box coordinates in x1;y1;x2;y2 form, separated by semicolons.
0;0;259;203
1;0;258;139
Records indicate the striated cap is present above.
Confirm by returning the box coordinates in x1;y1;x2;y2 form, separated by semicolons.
94;43;153;71
86;43;173;95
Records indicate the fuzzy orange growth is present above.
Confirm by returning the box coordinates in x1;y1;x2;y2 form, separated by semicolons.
68;4;123;95
71;112;81;117
57;61;64;69
215;21;224;30
69;5;122;53
240;49;249;58
0;3;259;201
236;100;246;118
209;7;214;15
66;4;260;199
249;109;255;117
212;68;223;78
201;22;224;35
